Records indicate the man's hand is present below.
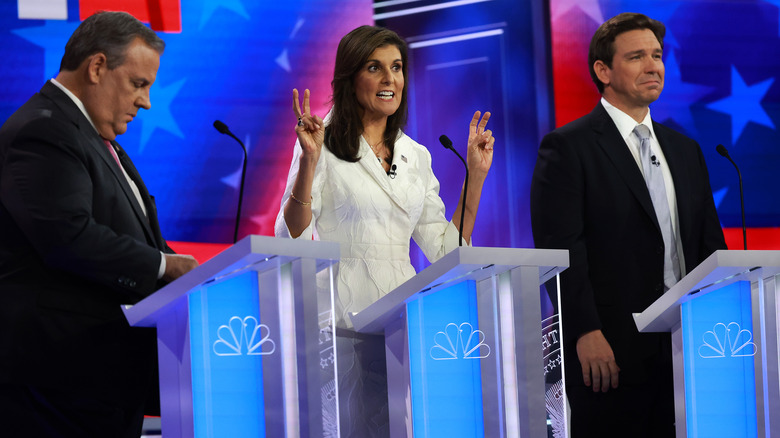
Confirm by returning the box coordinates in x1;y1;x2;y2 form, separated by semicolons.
162;254;198;282
576;329;620;392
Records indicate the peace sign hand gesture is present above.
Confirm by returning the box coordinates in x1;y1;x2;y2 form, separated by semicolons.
293;88;325;163
465;111;494;180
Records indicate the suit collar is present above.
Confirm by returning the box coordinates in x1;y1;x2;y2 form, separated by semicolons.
601;97;657;142
40;81;94;134
591;103;662;233
357;133;414;215
48;78;101;134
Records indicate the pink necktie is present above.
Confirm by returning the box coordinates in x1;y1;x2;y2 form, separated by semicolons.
103;139;122;168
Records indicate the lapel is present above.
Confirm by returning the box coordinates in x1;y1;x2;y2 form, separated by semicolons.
108;140;159;245
590;103;661;233
356;135;414;215
40;81;158;247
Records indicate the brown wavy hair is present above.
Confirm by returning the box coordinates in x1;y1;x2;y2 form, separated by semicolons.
325;25;409;162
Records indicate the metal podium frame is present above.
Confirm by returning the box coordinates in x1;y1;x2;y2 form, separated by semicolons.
124;235;340;438
635;250;780;437
352;246;568;438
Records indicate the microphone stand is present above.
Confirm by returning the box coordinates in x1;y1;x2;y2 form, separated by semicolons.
716;144;747;250
439;135;467;246
214;120;248;244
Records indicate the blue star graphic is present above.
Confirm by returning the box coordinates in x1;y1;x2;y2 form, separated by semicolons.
136;78;187;152
12;20;80;81
706;66;775;145
199;0;250;30
651;51;713;136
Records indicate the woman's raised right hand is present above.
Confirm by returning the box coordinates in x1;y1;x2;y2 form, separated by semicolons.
293;88;324;163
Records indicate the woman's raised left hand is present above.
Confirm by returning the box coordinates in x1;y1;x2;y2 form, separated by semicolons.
465;111;494;179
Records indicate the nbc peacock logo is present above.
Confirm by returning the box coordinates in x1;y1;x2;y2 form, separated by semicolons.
698;322;757;359
212;316;276;357
429;322;491;361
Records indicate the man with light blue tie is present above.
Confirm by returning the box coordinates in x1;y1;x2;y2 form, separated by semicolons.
530;12;726;438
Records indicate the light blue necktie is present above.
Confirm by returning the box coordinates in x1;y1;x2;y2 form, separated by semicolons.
634;124;681;289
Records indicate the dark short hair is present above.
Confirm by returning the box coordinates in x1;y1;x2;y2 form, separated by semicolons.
59;11;165;72
325;25;409;162
588;12;665;93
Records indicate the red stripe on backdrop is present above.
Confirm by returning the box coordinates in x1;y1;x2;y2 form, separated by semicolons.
80;0;181;33
550;10;601;127
168;241;230;264
723;227;780;250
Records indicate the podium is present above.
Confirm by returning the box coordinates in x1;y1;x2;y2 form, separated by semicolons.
123;235;340;438
634;250;780;437
351;246;568;438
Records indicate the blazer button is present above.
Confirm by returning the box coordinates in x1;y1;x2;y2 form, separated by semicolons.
129;280;137;288
656;246;663;255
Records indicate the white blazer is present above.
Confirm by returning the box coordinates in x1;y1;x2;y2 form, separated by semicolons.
275;131;463;323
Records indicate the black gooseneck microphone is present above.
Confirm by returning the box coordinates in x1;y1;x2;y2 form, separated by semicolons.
439;135;467;246
213;120;248;244
716;144;747;250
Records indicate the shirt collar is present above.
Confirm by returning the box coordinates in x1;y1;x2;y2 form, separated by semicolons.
50;78;100;136
601;97;656;142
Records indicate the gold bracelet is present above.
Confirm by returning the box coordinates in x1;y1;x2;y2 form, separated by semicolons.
290;192;312;206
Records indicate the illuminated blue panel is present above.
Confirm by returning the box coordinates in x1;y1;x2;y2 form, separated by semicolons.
189;272;266;437
407;280;485;437
682;281;757;437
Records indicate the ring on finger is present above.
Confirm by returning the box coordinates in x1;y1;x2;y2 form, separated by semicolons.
297;116;304;127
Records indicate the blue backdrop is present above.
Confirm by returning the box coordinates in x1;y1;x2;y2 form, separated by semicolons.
1;0;778;253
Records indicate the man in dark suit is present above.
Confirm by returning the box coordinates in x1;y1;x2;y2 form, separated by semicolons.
0;11;198;437
530;12;726;437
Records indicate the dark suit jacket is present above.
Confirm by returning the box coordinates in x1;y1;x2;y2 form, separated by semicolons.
530;102;726;385
0;81;172;412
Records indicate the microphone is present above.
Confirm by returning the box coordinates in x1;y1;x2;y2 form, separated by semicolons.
439;135;467;247
213;120;248;244
716;144;747;250
389;164;397;179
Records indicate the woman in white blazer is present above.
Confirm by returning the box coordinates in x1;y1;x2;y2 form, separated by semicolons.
274;25;495;437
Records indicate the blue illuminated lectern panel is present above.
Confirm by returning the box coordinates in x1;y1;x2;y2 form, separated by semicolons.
407;280;487;437
682;281;758;438
189;272;268;437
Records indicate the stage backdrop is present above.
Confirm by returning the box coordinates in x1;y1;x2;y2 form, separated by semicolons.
1;0;778;257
